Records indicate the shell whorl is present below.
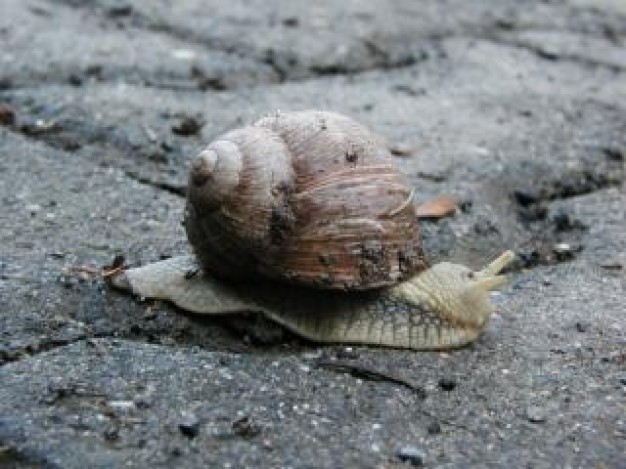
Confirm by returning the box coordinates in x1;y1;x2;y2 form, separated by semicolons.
185;110;427;290
186;125;294;278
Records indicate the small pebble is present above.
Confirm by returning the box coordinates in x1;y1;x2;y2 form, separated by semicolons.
134;396;152;409
517;249;540;268
106;4;132;17
68;74;83;86
104;400;136;417
232;416;261;438
458;199;473;213
170;446;183;457
334;347;360;360
552;209;584;232
389;142;414;157
172;115;203;136
602;146;624;162
513;189;539;206
575;321;589;333
526;405;547;423
282;17;299;27
103;426;119;441
396;445;426;466
553;242;579;261
427;421;441;435
554;242;571;252
438;377;457;391
178;412;200;438
171;49;197;61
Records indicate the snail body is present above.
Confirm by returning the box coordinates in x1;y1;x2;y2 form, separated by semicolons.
113;251;514;349
111;110;514;350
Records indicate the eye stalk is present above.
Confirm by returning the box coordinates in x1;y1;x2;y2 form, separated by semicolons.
390;250;517;333
473;250;516;292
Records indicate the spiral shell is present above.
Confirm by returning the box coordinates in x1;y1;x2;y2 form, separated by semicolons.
184;110;426;290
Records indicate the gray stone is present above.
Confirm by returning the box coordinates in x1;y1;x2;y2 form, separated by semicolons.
397;445;426;466
526;405;548;424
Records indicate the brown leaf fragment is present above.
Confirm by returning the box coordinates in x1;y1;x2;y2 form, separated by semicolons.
65;255;128;280
414;195;458;219
0;103;16;126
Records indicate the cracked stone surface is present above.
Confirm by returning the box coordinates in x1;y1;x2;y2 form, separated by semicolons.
1;1;624;467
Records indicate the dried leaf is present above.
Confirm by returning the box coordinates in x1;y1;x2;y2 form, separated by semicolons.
415;195;457;219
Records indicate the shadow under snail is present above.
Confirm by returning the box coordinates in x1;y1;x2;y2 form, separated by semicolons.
110;110;515;350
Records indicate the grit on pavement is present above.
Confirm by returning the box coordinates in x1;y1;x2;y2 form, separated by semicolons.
0;1;624;467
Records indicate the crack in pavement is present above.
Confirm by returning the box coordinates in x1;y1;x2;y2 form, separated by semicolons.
22;0;618;96
0;333;115;367
36;0;466;84
124;170;187;197
492;38;625;72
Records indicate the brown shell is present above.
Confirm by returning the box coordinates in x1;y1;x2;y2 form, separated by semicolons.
184;110;426;290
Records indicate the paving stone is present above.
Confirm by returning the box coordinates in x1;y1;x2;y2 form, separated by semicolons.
0;1;624;467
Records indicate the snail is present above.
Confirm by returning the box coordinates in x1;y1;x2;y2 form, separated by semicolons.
110;110;515;350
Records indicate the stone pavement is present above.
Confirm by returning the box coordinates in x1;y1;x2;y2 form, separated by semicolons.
1;1;624;467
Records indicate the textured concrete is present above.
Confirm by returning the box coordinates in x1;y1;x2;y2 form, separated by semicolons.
1;1;624;467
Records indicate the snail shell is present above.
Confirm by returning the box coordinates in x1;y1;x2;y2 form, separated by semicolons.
184;110;426;290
